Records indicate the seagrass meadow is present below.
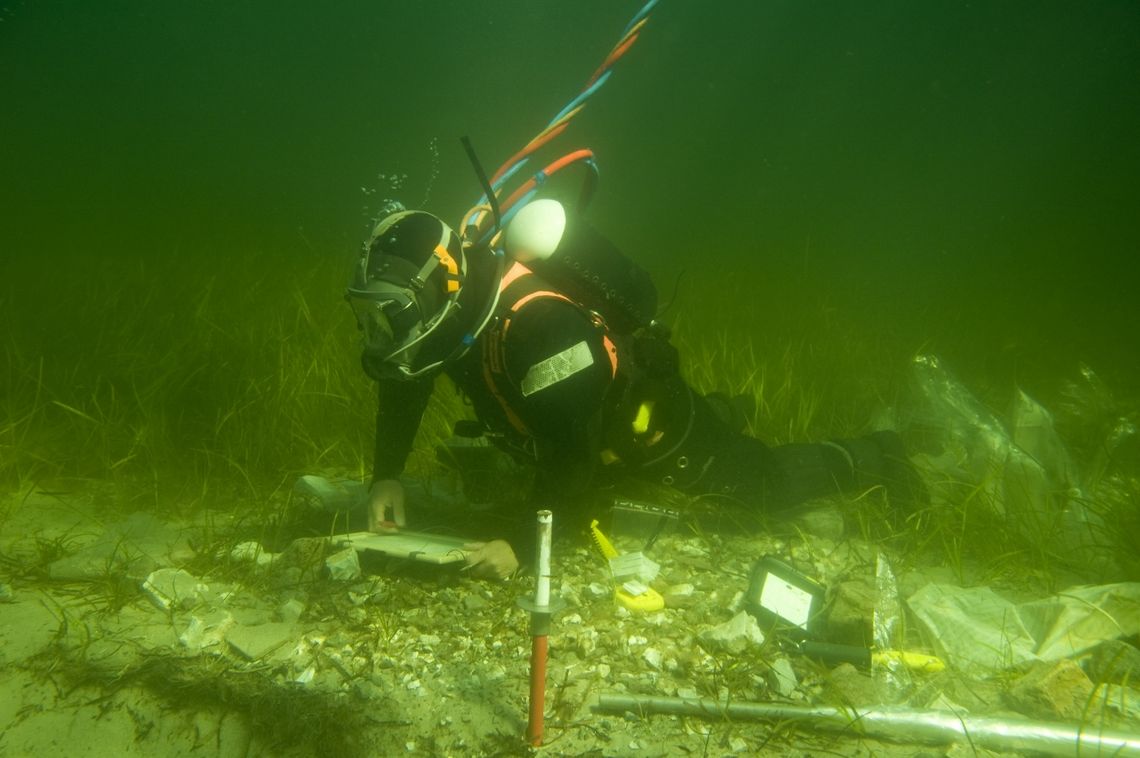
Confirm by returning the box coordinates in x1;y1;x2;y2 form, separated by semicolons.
2;2;1139;756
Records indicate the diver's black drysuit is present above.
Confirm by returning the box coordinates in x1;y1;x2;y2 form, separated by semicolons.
367;222;914;556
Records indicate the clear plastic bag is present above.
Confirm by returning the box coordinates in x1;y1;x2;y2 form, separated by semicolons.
906;355;1119;577
908;581;1140;676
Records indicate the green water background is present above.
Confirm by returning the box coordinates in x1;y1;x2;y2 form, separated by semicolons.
2;0;1138;489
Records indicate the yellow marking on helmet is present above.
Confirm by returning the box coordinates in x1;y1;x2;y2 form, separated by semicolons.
632;401;654;435
433;243;460;293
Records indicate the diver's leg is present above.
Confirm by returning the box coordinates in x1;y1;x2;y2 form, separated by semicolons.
829;431;929;508
639;397;924;508
698;431;926;509
697;436;853;506
626;379;925;508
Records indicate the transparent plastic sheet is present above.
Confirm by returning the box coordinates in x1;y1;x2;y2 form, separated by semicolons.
1057;364;1140;487
907;355;1117;576
907;581;1140;676
1056;364;1140;571
873;552;912;697
1008;388;1113;570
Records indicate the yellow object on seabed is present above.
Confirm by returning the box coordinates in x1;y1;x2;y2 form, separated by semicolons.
872;648;945;673
589;519;664;613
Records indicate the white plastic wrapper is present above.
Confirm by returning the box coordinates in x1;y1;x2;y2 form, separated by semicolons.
907;581;1140;676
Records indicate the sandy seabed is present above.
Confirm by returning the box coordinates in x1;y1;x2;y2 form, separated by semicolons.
1;485;1136;757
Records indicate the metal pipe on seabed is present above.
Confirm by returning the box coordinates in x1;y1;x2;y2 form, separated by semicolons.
595;694;1140;757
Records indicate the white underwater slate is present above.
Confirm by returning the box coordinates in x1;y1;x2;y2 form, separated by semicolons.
335;530;471;565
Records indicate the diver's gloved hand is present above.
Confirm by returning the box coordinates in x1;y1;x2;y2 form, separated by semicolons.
462;539;519;582
368;479;405;532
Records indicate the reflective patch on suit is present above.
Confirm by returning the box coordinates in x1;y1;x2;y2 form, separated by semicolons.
520;340;594;397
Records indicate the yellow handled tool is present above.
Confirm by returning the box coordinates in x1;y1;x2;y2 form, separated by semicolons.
589;520;664;613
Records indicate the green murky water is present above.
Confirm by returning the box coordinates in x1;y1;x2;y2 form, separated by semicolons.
2;0;1137;532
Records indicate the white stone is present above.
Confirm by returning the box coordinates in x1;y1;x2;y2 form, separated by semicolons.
587;582;610;598
277;598;305;623
642;647;663;670
230;541;277;567
769;656;798;697
179;609;233;651
697;610;766;655
142;568;207;611
324;547;361;581
678;542;706;557
664;582;694;598
559;580;581;606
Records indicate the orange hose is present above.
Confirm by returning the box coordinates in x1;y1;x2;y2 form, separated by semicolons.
585;18;647;87
499;148;595;214
465;4;655;237
490;121;571;186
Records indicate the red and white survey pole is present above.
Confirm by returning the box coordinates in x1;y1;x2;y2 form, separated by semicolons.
517;509;564;746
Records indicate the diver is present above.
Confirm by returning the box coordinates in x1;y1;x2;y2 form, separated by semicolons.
344;201;924;581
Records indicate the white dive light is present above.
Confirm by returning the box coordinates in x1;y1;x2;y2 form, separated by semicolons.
505;198;566;264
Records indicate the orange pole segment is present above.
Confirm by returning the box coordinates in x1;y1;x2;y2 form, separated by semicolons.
526;634;548;746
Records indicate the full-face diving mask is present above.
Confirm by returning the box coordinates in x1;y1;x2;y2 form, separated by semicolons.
345;211;465;379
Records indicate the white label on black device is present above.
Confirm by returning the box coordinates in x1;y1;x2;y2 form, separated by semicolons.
759;574;814;630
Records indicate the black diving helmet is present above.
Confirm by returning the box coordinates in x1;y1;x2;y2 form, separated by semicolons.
345;210;466;379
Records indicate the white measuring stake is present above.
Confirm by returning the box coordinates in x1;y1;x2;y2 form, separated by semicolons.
534;510;553;608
